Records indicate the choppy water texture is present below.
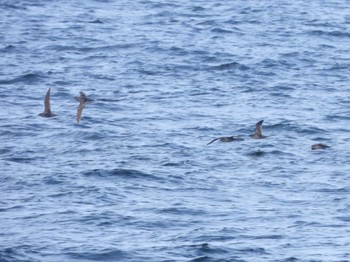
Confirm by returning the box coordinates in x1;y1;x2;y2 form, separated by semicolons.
1;0;350;261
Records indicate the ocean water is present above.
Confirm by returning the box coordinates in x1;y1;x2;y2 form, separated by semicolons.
1;0;350;261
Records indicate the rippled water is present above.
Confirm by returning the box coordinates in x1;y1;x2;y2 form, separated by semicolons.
1;0;350;261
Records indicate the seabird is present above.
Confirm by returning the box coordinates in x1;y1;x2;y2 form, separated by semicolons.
75;91;88;123
39;88;56;117
207;136;243;145
249;120;266;139
74;91;92;103
311;143;330;150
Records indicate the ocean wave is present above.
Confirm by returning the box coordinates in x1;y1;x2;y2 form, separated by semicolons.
5;156;35;164
0;72;45;85
82;168;155;180
0;247;40;262
1;2;28;10
0;45;17;53
1;0;350;261
65;249;130;261
45;43;136;53
209;62;250;71
306;30;350;38
210;27;235;34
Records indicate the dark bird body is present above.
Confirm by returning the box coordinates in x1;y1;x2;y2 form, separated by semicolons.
39;88;56;117
207;136;243;145
311;143;330;150
75;91;89;123
207;120;266;145
249;120;266;139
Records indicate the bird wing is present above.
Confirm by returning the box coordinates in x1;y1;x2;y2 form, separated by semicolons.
76;102;85;123
75;91;88;103
207;137;220;145
44;88;51;114
79;91;88;103
255;120;264;137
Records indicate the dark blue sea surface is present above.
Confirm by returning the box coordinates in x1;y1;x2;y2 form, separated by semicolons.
1;0;350;261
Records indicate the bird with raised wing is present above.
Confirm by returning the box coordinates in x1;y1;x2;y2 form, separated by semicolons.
39;88;56;117
76;91;89;123
249;120;266;139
